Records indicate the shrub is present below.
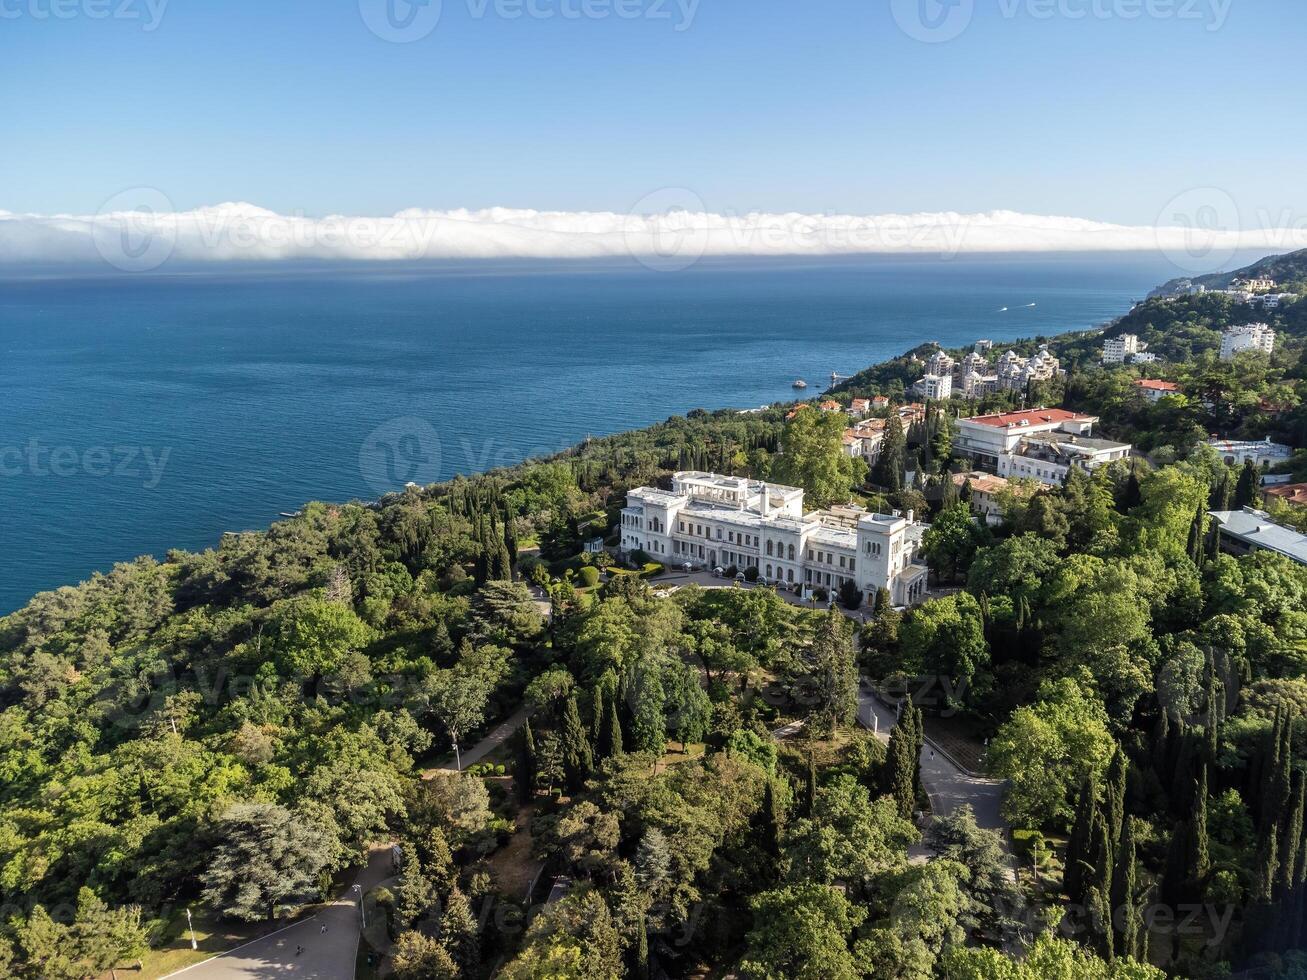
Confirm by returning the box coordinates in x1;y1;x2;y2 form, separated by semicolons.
813;587;829;603
744;566;760;582
577;566;601;588
839;579;863;610
725;564;739;578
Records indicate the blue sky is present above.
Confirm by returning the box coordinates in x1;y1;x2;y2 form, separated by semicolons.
2;0;1304;224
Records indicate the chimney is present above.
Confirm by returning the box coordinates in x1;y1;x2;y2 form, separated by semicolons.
760;484;769;518
905;509;915;524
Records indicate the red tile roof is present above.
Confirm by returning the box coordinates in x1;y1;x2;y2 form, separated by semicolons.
1133;379;1180;392
1265;483;1307;507
963;408;1095;429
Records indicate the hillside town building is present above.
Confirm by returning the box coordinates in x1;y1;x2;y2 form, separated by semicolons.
1220;322;1276;360
619;471;930;605
952;408;1131;486
1208;436;1295;468
1133;379;1180;403
1209;507;1307;567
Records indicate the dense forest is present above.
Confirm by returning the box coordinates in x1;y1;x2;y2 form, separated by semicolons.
2;251;1307;978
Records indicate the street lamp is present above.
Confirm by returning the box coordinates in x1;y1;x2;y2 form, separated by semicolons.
185;907;198;951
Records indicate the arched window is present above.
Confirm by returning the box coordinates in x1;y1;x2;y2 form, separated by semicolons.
766;540;774;556
786;568;794;582
766;564;773;578
788;543;795;560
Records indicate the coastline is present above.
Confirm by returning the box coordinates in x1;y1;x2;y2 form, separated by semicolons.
0;253;1199;615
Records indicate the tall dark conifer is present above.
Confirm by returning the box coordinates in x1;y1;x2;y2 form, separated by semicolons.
1111;817;1140;961
560;693;594;792
1186;766;1210;899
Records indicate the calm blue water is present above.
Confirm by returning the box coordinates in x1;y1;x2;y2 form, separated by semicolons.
0;252;1242;614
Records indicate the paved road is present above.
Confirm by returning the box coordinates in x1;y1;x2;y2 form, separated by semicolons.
164;848;394;980
858;691;1010;844
424;704;532;776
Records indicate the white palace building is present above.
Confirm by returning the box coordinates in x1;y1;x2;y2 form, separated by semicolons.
619;471;929;606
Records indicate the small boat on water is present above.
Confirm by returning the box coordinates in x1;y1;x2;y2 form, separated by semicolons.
792;379;808;389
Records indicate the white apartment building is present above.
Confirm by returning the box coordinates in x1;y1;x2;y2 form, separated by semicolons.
1220;323;1276;360
925;350;956;377
913;372;953;400
619;471;929;606
1102;334;1141;364
998;431;1133;485
953;408;1129;485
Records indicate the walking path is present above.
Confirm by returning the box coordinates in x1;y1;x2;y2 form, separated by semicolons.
423;704;532;776
162;847;394;980
857;690;1010;844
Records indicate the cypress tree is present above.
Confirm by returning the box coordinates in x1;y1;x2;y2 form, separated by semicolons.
591;685;606;751
560;693;594;792
1188;502;1207;567
1278;770;1305;900
1170;727;1196;814
760;779;783;863
1089;815;1114;961
1203;661;1221;763
1066;776;1098;902
1111;817;1140;962
1161;819;1188;908
1120;470;1142;511
517;720;537;805
600;689;624;760
1187;766;1210;898
884;717;917;821
1234;458;1259;508
1106;747;1127;847
806;750;819;816
440;887;481;973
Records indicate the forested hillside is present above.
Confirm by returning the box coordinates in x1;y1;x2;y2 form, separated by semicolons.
3;255;1307;978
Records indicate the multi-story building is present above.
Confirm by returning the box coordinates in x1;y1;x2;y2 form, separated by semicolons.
1231;277;1277;293
925;349;956;377
849;398;872;418
953;408;1129;485
999;430;1132;485
913;372;953;400
619;471;929;606
1220;323;1276;360
1102;334;1140;364
959;371;999;399
842;423;884;463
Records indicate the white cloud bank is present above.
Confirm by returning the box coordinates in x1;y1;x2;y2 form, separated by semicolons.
1;199;1303;272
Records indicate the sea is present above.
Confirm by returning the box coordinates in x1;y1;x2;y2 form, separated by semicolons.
0;251;1263;615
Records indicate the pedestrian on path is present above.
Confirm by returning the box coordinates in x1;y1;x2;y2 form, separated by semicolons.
320;923;328;934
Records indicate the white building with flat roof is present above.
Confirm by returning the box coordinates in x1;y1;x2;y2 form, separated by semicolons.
619;471;929;606
1102;334;1140;364
913;373;953;400
1220;323;1276;360
1208;437;1295;468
